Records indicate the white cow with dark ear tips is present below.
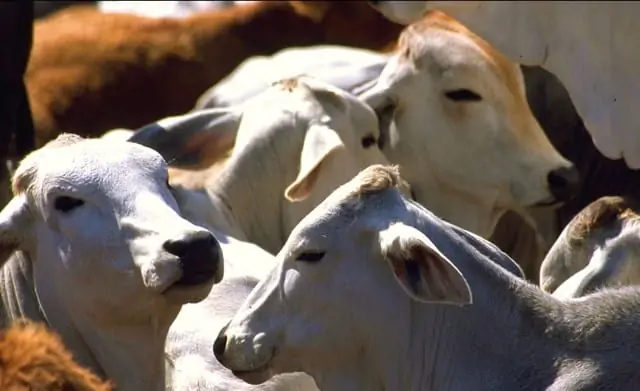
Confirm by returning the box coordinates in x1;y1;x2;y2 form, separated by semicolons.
0;134;222;391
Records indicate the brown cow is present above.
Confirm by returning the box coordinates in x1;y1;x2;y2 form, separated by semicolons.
0;320;113;391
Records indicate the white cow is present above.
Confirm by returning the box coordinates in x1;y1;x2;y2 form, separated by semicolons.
358;10;577;238
131;75;397;255
194;45;389;110
368;1;640;170
214;164;640;391
129;76;397;390
540;196;640;298
0;134;222;391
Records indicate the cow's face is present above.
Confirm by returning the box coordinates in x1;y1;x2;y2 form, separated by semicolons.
0;135;223;326
214;165;471;388
360;12;578;216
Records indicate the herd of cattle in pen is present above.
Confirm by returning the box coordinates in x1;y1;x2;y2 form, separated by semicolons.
3;1;640;390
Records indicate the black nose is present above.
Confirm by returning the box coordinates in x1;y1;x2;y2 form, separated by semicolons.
213;322;230;361
163;230;222;286
547;165;581;202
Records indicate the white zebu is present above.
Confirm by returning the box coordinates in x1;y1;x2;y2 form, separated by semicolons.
0;134;222;391
194;45;388;110
215;164;640;391
357;10;577;238
368;1;640;170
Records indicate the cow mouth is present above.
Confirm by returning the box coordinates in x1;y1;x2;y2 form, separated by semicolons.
231;360;274;385
226;349;277;385
174;268;218;286
176;254;222;287
162;259;221;298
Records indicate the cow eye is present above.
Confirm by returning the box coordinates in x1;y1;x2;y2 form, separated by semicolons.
444;89;482;102
295;251;326;263
54;196;85;213
361;134;377;149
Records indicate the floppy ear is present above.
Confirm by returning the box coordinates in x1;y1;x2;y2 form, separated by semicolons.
379;223;472;305
358;85;396;149
284;124;344;202
0;195;31;265
128;108;241;169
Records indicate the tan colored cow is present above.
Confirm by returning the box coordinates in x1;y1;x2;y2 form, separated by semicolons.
358;10;578;239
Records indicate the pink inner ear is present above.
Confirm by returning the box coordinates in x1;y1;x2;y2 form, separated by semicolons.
421;250;467;300
426;251;450;277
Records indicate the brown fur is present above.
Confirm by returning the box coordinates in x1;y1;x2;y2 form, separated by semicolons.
568;196;640;246
0;320;112;391
26;1;403;147
168;153;231;190
400;10;519;92
348;164;406;201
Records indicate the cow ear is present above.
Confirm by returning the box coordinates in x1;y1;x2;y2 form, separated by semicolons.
358;86;396;149
0;195;31;265
379;223;472;305
285;124;344;202
128;108;241;169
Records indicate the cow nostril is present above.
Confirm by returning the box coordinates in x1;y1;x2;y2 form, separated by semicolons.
163;231;218;259
213;334;228;359
547;165;581;201
164;230;222;286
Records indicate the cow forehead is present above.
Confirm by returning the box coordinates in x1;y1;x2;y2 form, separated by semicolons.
398;11;523;94
287;167;408;244
27;141;168;196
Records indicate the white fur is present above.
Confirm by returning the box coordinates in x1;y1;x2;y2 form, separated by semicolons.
0;135;220;391
217;165;640;391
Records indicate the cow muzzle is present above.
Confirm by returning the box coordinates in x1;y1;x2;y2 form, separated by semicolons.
214;322;276;385
535;164;581;207
160;230;223;302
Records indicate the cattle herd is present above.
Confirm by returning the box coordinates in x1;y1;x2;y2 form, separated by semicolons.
1;1;639;390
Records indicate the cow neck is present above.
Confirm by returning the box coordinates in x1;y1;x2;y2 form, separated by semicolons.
408;171;501;239
211;142;287;256
0;252;172;391
0;252;47;329
362;235;640;390
45;302;176;391
67;313;175;391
